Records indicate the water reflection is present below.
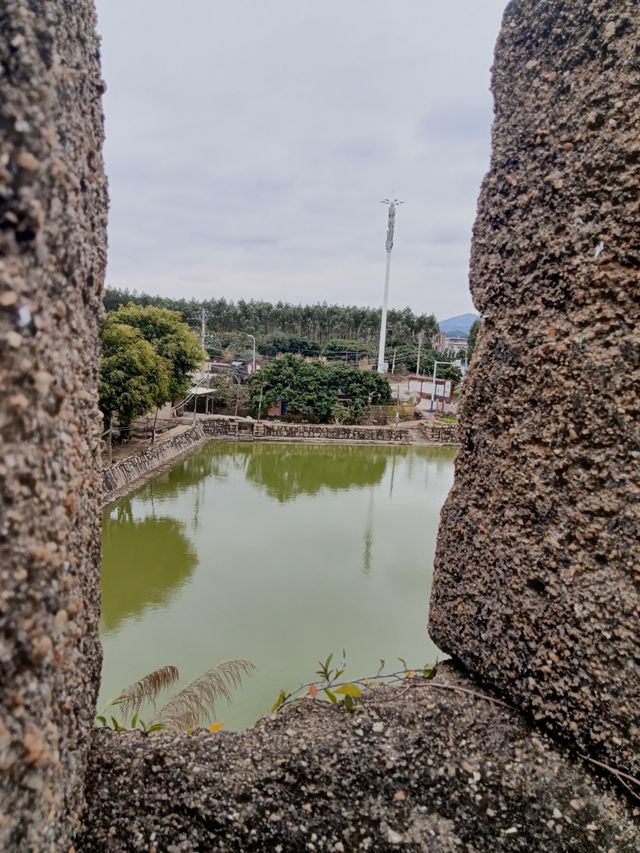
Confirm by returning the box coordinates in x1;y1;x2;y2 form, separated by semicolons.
99;442;457;729
244;443;390;502
101;500;197;634
362;488;375;575
142;451;229;502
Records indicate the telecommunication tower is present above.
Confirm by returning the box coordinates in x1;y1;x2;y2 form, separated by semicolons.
376;197;403;373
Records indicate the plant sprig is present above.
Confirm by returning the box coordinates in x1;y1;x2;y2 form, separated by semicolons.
272;653;438;716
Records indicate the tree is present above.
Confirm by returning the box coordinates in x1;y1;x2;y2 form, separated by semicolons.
467;319;481;362
99;323;169;431
108;303;204;401
248;354;391;424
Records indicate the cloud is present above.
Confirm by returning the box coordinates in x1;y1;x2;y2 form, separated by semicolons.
96;0;508;320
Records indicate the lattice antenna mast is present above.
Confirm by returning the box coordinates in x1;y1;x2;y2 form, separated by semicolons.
376;197;403;374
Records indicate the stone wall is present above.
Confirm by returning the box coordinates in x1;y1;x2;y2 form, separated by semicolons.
200;416;412;444
430;0;639;778
102;423;206;504
418;422;459;444
0;2;107;849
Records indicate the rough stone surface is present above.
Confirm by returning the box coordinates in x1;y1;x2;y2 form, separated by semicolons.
430;0;640;778
202;417;414;444
0;2;107;849
78;664;639;852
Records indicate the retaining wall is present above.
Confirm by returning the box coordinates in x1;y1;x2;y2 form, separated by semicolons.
101;423;206;503
201;417;412;443
101;419;416;504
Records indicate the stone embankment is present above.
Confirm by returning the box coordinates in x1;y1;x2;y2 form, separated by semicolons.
101;423;206;504
102;417;459;503
201;416;414;444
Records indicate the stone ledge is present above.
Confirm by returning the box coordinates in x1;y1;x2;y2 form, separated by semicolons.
77;664;639;852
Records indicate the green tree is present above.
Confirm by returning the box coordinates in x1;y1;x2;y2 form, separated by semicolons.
99;322;169;431
249;354;391;424
109;303;204;401
467;319;481;362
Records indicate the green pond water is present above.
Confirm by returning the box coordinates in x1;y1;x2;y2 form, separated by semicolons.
99;441;456;729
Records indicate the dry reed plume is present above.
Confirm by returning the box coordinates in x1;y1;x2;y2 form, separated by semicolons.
112;665;180;719
153;659;256;730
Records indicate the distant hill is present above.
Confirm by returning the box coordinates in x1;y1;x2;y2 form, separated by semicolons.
438;313;479;339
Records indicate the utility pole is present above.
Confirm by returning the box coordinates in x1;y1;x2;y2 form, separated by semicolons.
416;330;424;377
377;197;403;374
190;307;209;353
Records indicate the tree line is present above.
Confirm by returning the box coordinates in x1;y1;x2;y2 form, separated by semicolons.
104;288;438;349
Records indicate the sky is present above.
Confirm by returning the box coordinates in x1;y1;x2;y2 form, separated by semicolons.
95;1;508;321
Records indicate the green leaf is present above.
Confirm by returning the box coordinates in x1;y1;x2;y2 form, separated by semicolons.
146;723;165;733
96;715;107;726
111;716;126;733
335;683;362;699
343;694;355;713
316;652;334;680
398;657;408;671
130;713;138;729
324;688;338;704
271;690;287;713
422;665;436;680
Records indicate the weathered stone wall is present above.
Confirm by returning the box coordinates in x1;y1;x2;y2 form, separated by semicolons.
201;417;412;444
430;0;640;778
102;423;206;503
78;664;639;852
0;2;106;849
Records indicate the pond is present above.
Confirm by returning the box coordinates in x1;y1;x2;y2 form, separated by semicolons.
99;441;456;729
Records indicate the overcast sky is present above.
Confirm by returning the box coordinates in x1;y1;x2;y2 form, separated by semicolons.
95;1;508;321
